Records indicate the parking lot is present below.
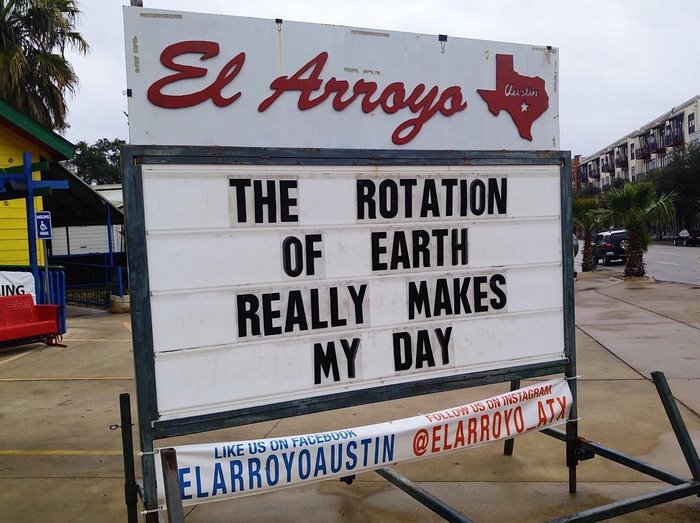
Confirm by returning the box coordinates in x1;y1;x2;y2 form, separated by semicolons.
1;272;699;522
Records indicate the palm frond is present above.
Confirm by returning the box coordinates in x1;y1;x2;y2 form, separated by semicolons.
596;182;675;277
0;0;87;130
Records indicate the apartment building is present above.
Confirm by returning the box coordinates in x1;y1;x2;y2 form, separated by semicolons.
577;95;700;189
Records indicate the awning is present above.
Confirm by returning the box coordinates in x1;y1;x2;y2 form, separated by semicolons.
41;163;124;227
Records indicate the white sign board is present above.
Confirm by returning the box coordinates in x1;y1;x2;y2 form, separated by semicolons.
142;163;564;421
123;8;559;150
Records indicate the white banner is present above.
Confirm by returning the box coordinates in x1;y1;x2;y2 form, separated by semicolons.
0;272;36;300
156;378;571;506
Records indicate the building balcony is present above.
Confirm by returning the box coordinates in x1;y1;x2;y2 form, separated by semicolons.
664;130;683;147
615;154;628;168
636;146;651;160
648;134;665;154
601;159;614;173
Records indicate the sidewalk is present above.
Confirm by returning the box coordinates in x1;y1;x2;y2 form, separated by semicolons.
0;272;698;522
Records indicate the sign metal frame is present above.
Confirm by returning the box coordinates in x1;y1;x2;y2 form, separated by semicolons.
122;146;576;513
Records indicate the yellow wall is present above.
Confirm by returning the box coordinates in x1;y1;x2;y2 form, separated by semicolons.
0;125;50;266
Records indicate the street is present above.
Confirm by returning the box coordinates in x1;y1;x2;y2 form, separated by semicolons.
644;243;700;285
577;242;700;285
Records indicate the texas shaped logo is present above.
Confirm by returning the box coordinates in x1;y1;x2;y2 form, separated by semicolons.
477;54;549;141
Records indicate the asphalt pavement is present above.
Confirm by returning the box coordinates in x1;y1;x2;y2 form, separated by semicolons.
0;271;698;522
576;240;700;286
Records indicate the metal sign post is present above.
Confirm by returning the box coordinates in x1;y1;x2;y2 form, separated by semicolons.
24;152;40;295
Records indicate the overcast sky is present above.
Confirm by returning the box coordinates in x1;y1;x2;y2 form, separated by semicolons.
64;0;700;157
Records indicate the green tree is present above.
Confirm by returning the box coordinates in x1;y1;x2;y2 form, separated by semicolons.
572;197;600;271
575;183;600;198
598;182;675;277
648;145;700;230
70;138;125;184
0;0;88;130
603;176;626;192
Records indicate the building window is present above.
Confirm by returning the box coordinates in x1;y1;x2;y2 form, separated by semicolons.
630;143;635;159
631;166;636;182
690;113;696;134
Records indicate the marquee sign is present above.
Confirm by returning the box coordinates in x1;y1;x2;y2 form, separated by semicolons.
136;161;566;421
123;6;572;429
122;7;574;515
123;8;559;150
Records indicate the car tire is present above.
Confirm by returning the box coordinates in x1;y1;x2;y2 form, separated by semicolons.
603;256;611;266
684;239;688;247
673;239;678;246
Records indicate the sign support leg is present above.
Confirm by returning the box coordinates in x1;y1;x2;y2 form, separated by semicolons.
142;434;159;523
503;379;521;456
559;153;579;494
566;418;578;493
650;371;700;480
565;370;578;493
545;371;700;521
376;468;476;523
161;448;185;523
119;393;139;523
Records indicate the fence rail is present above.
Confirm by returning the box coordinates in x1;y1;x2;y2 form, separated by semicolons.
49;254;128;308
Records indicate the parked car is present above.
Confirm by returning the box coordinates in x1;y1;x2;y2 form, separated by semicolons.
594;229;629;265
672;229;700;247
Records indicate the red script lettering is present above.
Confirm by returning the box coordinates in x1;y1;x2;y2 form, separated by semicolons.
146;43;468;145
258;52;467;145
147;41;245;109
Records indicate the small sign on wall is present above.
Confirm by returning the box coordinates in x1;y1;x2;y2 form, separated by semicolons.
36;211;52;240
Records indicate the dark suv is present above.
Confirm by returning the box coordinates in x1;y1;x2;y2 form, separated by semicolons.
594;229;629;265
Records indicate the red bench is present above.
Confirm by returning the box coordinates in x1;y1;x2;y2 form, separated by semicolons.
0;294;63;348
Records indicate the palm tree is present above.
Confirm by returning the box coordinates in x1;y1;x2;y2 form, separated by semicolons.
0;0;88;130
572;197;600;271
598;182;675;277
